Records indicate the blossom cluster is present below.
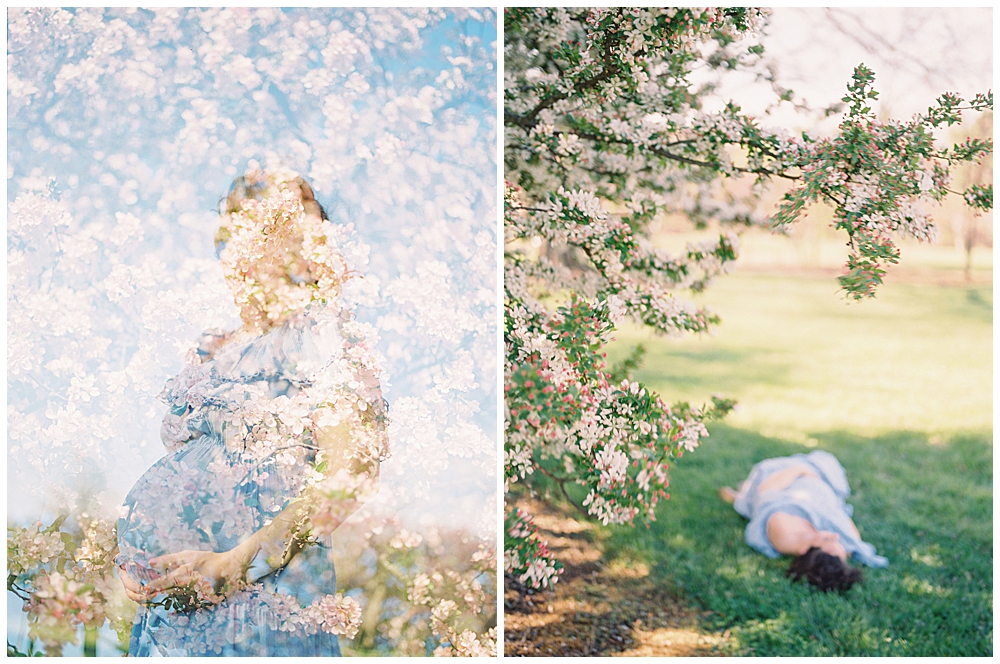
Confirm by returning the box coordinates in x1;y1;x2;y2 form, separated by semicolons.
330;517;496;656
7;523;67;577
414;544;497;657
167;587;363;644
506;8;992;302
9;510;497;657
113;581;364;656
8;513;134;656
505;176;735;585
503;508;562;589
770;65;993;297
505;8;772;235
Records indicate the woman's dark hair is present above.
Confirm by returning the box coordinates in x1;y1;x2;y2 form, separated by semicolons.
222;172;329;220
786;547;863;592
215;171;329;254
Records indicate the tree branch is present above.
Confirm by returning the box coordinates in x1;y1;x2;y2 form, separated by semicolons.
533;464;593;519
506;32;624;130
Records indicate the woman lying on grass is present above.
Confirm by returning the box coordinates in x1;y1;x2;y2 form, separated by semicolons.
719;450;887;592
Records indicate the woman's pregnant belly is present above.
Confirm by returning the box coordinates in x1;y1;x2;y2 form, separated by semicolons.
116;436;264;586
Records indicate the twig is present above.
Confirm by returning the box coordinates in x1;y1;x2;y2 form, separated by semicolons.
533;465;592;519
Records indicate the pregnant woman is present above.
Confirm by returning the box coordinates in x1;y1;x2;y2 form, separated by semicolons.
115;169;389;656
719;450;887;592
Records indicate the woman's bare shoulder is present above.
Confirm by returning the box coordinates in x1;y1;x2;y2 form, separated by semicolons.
766;511;814;556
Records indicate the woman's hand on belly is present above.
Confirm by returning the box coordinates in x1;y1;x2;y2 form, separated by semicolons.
119;565;151;603
143;541;257;600
758;464;819;494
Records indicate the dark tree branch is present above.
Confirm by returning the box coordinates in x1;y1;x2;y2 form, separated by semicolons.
533;464;593;520
506;32;624;130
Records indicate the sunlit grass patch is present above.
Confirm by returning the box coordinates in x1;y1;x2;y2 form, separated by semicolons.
608;274;992;436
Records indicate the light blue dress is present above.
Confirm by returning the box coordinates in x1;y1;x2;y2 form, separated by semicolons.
732;450;888;567
116;306;379;656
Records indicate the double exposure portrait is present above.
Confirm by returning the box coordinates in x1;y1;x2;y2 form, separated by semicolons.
8;8;496;657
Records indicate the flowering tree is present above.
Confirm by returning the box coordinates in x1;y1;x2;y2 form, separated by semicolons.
8;512;132;656
8;7;495;656
503;7;992;589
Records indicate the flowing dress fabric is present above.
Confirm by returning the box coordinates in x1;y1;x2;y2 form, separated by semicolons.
117;307;360;656
733;450;889;567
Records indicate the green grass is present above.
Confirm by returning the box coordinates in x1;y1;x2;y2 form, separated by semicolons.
608;273;992;438
602;272;993;656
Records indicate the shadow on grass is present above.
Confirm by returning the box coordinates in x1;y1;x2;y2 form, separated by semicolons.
503;494;721;657
965;287;992;314
602;424;993;657
620;345;794;396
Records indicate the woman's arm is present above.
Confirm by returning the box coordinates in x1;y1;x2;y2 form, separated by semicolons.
140;400;383;600
757;464;819;494
229;416;381;575
159;330;234;450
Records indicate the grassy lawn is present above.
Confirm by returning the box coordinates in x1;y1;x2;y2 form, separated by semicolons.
602;264;992;656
